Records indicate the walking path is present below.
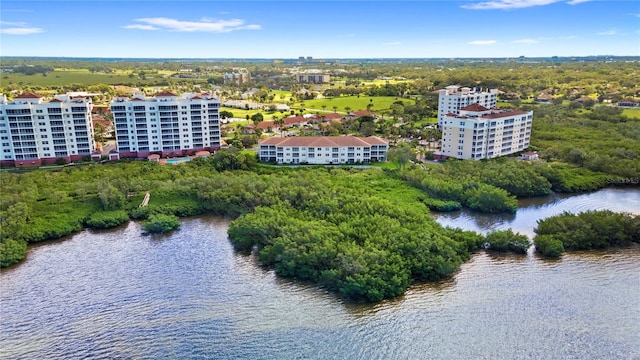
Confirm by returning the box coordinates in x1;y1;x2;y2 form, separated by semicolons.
140;191;150;207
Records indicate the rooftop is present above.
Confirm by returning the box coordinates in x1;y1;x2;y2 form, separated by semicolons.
260;136;387;147
15;92;43;99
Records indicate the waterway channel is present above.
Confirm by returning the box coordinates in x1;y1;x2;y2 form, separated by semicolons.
1;188;639;359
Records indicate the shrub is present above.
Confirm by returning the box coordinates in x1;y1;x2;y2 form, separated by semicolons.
463;183;518;214
485;229;530;254
129;206;150;220
142;214;180;234
86;210;130;229
0;239;28;268
533;234;565;258
421;197;462;212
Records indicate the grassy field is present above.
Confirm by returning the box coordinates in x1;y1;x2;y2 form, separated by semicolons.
622;108;640;119
270;89;293;103
294;95;414;113
220;107;286;120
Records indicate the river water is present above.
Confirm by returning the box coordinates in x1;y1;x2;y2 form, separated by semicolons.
1;188;639;359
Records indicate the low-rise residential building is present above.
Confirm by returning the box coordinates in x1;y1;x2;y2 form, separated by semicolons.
0;92;96;167
224;69;251;85
258;136;388;164
110;91;221;158
520;151;539;161
297;74;330;84
439;104;533;160
438;85;498;127
617;99;639;108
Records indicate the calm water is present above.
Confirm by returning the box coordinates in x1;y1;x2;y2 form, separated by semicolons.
1;188;639;359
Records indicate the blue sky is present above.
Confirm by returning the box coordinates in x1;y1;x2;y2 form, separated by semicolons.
1;0;638;58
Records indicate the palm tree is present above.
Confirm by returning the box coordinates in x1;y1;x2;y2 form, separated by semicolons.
273;117;285;137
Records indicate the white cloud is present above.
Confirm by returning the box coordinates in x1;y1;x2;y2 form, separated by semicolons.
468;40;497;45
123;17;261;33
122;24;160;31
513;38;539;44
462;0;590;10
597;29;617;35
462;0;559;10
383;41;401;46
0;21;43;35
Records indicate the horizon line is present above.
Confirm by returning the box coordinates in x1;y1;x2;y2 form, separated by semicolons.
1;55;639;61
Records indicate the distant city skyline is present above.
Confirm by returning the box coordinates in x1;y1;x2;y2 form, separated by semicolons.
1;1;639;59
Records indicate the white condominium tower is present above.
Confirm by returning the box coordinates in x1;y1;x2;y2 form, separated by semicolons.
439;103;533;160
110;91;221;158
438;85;498;127
0;92;95;167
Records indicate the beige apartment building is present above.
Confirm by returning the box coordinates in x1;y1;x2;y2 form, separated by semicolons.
439;104;533;160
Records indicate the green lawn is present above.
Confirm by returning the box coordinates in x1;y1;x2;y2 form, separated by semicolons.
295;95;414;113
270;89;293;103
622;108;640;119
220;107;286;120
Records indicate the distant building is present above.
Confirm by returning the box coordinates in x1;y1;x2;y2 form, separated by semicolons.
224;69;251;85
110;91;221;158
439;104;533;160
0;92;96;167
437;85;498;127
536;93;554;104
520;151;539;161
258;136;388;164
297;74;330;84
617;99;639;108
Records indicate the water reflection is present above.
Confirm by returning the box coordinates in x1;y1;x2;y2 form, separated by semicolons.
434;187;640;237
1;190;639;359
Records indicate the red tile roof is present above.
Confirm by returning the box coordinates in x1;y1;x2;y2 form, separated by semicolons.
15;92;43;99
320;113;343;120
256;121;276;129
92;117;110;128
283;116;308;125
259;136;387;147
460;103;489;112
49;98;63;103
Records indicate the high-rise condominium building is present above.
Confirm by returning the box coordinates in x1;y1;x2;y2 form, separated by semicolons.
111;91;221;158
439;104;533;160
438;85;499;127
0;92;95;167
